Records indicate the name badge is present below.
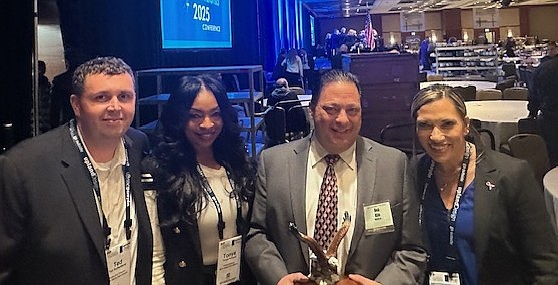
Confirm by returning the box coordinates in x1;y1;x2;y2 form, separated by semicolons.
106;241;131;285
216;235;242;285
429;271;460;285
363;202;395;234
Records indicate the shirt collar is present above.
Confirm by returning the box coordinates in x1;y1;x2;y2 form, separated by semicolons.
309;134;356;170
76;126;126;171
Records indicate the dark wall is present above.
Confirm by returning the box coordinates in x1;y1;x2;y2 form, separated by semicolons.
1;1;34;144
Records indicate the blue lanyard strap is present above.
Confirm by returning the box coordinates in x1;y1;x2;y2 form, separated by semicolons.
69;119;132;248
420;142;471;260
196;163;242;240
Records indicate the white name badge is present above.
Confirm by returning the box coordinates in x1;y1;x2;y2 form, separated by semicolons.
429;271;460;285
106;241;131;285
363;202;395;234
216;235;242;285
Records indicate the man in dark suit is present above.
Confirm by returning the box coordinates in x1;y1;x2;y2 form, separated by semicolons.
245;70;426;285
0;57;165;284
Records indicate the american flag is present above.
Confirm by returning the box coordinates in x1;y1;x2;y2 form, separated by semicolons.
364;13;375;50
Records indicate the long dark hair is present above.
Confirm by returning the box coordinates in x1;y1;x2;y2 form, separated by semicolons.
149;74;255;227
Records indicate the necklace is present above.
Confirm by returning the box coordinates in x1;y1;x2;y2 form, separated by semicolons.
436;167;461;192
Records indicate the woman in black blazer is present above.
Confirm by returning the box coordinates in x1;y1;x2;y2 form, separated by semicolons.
411;84;558;285
143;74;256;285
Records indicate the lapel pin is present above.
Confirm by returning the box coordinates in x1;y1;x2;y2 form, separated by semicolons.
485;181;495;191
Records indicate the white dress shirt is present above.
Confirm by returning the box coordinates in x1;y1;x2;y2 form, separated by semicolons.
305;137;357;274
78;128;165;284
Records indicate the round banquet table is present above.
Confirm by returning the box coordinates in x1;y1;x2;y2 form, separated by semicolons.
544;167;558;233
464;100;529;150
420;80;496;90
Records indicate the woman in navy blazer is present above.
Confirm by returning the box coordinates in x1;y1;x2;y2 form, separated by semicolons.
412;84;558;285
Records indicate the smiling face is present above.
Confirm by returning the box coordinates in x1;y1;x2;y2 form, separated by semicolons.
311;81;361;154
184;88;223;155
415;97;470;166
70;73;135;145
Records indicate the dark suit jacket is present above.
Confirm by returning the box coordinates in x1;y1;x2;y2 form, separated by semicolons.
416;149;558;285
0;124;154;285
245;135;427;285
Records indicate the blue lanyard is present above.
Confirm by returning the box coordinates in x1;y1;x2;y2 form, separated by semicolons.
196;163;242;240
420;142;471;260
69;119;132;249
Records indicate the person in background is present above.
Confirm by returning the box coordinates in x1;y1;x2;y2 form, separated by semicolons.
273;48;288;80
0;56;165;284
50;61;78;128
419;37;432;71
299;48;314;90
325;33;333;58
268;78;300;110
412;84;558;285
245;70;427;285
142;74;256;285
331;44;348;70
539;41;558;65
282;49;303;88
37;60;52;133
529;54;558;167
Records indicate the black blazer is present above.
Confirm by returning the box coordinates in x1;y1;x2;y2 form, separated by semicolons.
142;157;255;285
0;124;153;285
416;149;558;284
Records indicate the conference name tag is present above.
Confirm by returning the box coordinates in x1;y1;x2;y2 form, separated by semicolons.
106;241;131;285
363;201;395;234
216;235;242;285
429;271;460;285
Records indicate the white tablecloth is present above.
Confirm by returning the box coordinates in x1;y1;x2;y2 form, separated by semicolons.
544;167;558;233
465;100;529;150
420;80;496;90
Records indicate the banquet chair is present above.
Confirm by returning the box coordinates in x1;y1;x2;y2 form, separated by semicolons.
502;87;529;100
426;74;444;82
518;117;540;134
499;117;540;155
470;118;496;150
379;122;424;156
275;102;310;141
495;78;515;92
289;87;306;96
476;89;502;100
507;134;551;188
260;106;288;148
502;62;517;79
453;86;477;101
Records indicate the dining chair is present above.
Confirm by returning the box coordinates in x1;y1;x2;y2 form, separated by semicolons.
453;86;477;101
379;122;424;156
289;105;311;140
426;74;444;82
517;117;540;134
502;87;529;100
289;87;306;96
260;106;288;148
274;100;310;141
507;133;551;188
499;117;540;155
470;118;496;150
495;78;515;92
476;89;502;100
